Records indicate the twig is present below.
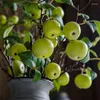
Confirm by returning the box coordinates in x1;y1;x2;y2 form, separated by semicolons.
79;0;92;12
90;58;100;61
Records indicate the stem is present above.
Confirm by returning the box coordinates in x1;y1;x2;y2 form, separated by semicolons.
90;58;100;61
72;0;91;12
79;0;92;12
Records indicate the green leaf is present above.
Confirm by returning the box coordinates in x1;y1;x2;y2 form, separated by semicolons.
0;25;9;39
3;26;14;38
21;59;36;67
92;37;100;47
52;80;60;91
4;35;22;44
90;49;98;57
43;3;55;9
90;70;97;80
78;13;90;20
12;0;26;3
55;0;74;6
45;58;51;65
86;21;96;33
18;51;34;60
23;3;38;13
12;3;18;12
93;20;100;35
55;16;64;28
81;37;92;48
45;8;52;17
85;67;91;76
32;70;41;81
18;51;36;67
85;67;97;80
40;59;45;69
23;31;31;43
58;34;65;41
80;52;90;63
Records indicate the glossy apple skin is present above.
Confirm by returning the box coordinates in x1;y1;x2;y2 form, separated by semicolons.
43;20;61;39
44;62;61;80
8;15;19;24
48;38;58;47
0;15;7;25
66;40;88;61
57;72;70;86
74;74;92;89
10;43;27;60
52;7;64;17
12;60;25;77
32;38;54;59
63;21;81;40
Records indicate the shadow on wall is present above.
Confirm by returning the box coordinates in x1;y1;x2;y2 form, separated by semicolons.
50;91;70;100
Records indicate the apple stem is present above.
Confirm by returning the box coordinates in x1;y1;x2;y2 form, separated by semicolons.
90;58;100;61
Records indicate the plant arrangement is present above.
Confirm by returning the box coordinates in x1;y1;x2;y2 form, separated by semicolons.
0;0;100;91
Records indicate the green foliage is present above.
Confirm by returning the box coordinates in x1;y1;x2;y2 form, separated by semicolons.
55;0;74;6
93;20;100;35
32;70;41;81
81;37;92;48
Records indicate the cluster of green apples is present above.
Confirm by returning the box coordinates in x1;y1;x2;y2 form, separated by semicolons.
0;1;94;90
0;15;19;25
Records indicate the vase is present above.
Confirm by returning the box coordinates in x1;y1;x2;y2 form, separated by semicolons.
8;79;54;100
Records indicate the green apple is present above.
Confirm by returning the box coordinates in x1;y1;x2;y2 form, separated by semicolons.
48;38;58;47
8;15;19;24
97;61;100;70
44;62;61;80
32;38;54;59
66;40;88;61
57;72;70;86
0;15;7;25
23;19;34;29
74;74;92;89
31;9;41;20
43;20;61;39
10;43;27;60
30;3;41;20
63;21;81;40
52;7;64;17
12;60;25;77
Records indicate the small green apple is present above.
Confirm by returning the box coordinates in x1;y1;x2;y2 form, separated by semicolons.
23;19;34;29
63;21;81;40
0;15;7;25
30;3;41;20
44;62;61;80
74;74;92;89
52;7;64;17
10;43;27;60
12;60;25;77
48;38;58;47
31;9;41;20
32;38;54;59
57;72;70;86
43;20;61;39
8;15;19;24
66;40;88;61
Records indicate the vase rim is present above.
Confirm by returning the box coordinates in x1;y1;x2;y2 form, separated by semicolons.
8;78;53;86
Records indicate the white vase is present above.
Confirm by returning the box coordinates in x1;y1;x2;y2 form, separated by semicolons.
8;79;54;100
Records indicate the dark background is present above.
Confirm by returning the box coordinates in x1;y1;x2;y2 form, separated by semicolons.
0;0;100;100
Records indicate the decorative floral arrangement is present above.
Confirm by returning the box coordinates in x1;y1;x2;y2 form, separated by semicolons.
0;0;100;91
